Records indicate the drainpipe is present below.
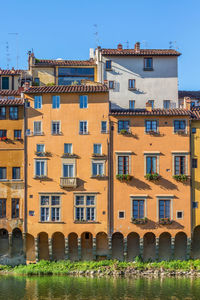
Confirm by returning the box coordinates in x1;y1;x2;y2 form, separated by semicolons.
189;118;193;240
23;94;28;235
108;104;114;236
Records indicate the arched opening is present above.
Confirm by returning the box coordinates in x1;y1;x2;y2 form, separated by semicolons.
38;232;49;260
26;234;35;262
112;232;124;261
81;232;93;261
192;226;200;259
174;232;187;260
68;233;78;261
127;232;140;261
143;232;156;262
0;229;9;256
96;232;109;260
52;232;65;261
12;228;23;256
159;232;171;261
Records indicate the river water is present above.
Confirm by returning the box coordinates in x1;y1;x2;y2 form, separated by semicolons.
1;276;200;300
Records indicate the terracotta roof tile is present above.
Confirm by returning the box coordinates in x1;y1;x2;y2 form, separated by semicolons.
34;59;95;66
0;69;24;75
179;91;200;100
191;107;200;119
25;84;108;94
101;49;181;56
0;98;23;106
0;90;21;96
110;108;191;117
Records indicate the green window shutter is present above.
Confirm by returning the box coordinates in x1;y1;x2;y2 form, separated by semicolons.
2;77;9;89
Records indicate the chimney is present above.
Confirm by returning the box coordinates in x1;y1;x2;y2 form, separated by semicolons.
117;43;123;50
146;101;152;112
183;97;191;110
24;81;30;91
89;48;94;59
134;42;140;53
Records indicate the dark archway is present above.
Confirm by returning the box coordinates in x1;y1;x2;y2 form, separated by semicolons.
0;229;9;256
127;232;140;261
143;232;156;261
96;232;109;260
112;232;124;261
52;232;65;261
38;232;49;260
192;226;200;259
159;232;171;261
26;234;35;262
68;233;78;261
81;232;93;261
174;232;187;260
12;228;23;256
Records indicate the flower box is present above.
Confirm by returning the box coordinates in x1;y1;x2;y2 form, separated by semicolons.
159;218;172;225
173;174;188;182
0;137;7;141
132;218;147;225
35;151;51;157
120;129;131;135
116;174;132;181
92;153;106;158
61;153;78;158
145;173;160;181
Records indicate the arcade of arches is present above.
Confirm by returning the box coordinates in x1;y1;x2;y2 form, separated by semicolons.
1;228;200;263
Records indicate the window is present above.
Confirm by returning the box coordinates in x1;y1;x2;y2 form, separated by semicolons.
2;77;9;89
193;202;198;208
34;121;42;135
34;78;40;86
36;144;45;153
174;156;186;175
159;200;170;219
93;144;102;154
192;159;197;168
145;120;158;133
14;130;21;139
118;156;129;174
9;107;18;120
177;211;183;219
101;121;107;133
109;81;114;89
35;160;46;177
12;198;19;218
34;96;42;109
0;130;7;138
129;100;135;109
105;60;112;70
128;79;135;89
144;57;153;70
0;199;6;218
0;107;6;119
174;120;186;133
79;95;88;108
52;95;60;109
75;195;96;221
40;195;61;222
148;100;154;108
118;120;130;133
192;128;196;134
12;167;20;180
92;161;104;176
0;168;6;180
79;121;88;134
132;200;144;219
119;211;125;219
63;164;74;177
64;143;72;154
52;121;61;135
146;156;157;174
163;100;171;109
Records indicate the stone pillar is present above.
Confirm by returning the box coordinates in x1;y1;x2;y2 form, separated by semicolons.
65;237;69;260
78;237;81;261
108;235;112;259
187;237;191;260
155;237;159;260
48;238;52;261
23;233;26;258
124;237;127;261
171;237;175;260
93;237;96;260
34;237;39;262
139;238;143;259
8;233;12;257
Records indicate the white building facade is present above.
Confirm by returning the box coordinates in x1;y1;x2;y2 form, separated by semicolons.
94;42;180;109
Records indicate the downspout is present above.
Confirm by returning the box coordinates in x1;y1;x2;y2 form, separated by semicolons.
189;118;193;241
108;102;114;236
23;94;28;235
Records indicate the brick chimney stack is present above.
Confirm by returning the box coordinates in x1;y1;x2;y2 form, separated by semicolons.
183;97;191;110
134;42;140;53
117;43;123;50
146;101;153;112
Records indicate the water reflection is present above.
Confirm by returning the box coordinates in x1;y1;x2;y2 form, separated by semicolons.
0;276;199;300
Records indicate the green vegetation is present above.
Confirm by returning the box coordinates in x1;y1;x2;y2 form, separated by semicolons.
173;174;188;182
116;174;132;181
1;259;200;276
145;173;160;181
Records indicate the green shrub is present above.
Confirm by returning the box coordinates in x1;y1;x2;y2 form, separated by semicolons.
145;173;160;181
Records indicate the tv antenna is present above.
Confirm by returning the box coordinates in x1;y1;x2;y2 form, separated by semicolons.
169;41;179;50
125;40;129;49
93;24;100;47
9;32;19;69
142;40;148;49
6;42;10;69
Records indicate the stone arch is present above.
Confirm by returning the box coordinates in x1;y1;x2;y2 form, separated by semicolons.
159;232;171;261
0;229;9;256
143;232;156;262
81;232;93;261
96;232;109;259
127;232;140;261
26;234;35;262
112;232;124;261
38;232;49;260
192;226;200;259
68;233;78;261
52;232;65;261
174;232;187;260
12;228;23;256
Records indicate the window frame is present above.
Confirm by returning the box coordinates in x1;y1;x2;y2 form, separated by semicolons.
144;57;153;70
11;198;19;219
79;121;88;135
0;107;6;120
145;120;158;133
93;143;102;155
64;143;72;154
118;210;125;219
34;159;47;177
51;120;61;135
163;100;171;109
129;100;135;109
74;194;96;222
157;196;173;221
131;196;147;219
34;96;42;109
52;95;60;109
128;79;136;90
115;152;132;175
118;120;130;133
9;106;18;120
101;121;107;134
79;95;88;109
173;119;187;134
105;60;112;70
144;152;160;175
0;198;6;218
40;195;61;222
172;152;188;176
33;121;42;135
12;167;21;180
62;163;75;178
91;160;105;177
108;81;114;89
14;130;22;140
0;167;7;180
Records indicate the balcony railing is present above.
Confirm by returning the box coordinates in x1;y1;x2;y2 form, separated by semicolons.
60;177;77;188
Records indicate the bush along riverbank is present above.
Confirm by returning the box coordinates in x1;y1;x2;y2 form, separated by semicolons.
2;259;200;277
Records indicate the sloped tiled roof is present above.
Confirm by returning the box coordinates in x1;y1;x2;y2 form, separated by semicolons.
34;59;96;66
0;69;23;75
191;107;200;119
25;84;108;94
110;108;192;117
101;49;181;56
179;91;200;100
0;98;23;105
0;90;21;96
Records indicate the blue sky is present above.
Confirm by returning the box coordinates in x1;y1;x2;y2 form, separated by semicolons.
0;0;199;90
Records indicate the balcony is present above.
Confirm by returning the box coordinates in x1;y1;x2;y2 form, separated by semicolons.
60;177;77;188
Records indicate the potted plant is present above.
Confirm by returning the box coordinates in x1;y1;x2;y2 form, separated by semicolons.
116;174;132;181
159;218;172;225
145;173;160;181
132;217;147;224
120;129;131;135
173;174;188;182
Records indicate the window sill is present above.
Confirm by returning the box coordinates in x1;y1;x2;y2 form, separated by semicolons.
92;153;107;158
0;179;9;182
128;88;136;91
51;132;63;136
91;175;107;180
105;68;112;71
61;153;78;158
10;179;23;182
33;132;44;136
143;68;154;71
74;221;100;224
101;131;108;134
79;132;89;135
38;221;65;224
